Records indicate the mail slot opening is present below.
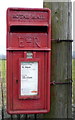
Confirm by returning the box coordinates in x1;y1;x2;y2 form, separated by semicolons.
10;26;48;33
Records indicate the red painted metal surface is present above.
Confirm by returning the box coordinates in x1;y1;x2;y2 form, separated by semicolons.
6;8;51;114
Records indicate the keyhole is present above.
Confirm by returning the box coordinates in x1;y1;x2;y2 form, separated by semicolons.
16;80;18;83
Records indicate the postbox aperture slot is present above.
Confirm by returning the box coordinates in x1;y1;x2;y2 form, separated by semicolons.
10;26;48;33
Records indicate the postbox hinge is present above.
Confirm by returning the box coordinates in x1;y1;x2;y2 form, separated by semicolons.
52;39;73;43
50;79;72;85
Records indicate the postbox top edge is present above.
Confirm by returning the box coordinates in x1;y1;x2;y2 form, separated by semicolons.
7;7;51;13
7;7;51;26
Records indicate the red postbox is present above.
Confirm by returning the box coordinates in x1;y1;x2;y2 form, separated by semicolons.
6;8;51;114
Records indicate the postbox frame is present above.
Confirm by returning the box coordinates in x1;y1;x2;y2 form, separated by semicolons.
6;8;51;114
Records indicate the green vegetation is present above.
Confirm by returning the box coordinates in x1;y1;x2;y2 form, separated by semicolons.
0;59;6;79
0;59;6;109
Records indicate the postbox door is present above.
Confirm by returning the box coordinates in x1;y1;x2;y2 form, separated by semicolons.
12;51;48;112
7;8;51;114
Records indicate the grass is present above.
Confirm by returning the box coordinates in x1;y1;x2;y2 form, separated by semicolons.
0;60;6;79
0;59;6;110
